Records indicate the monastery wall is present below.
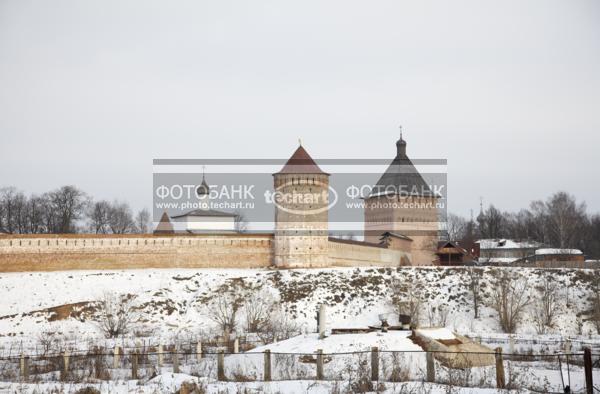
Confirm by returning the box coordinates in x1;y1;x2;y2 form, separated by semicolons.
327;238;411;267
0;233;415;272
0;234;273;272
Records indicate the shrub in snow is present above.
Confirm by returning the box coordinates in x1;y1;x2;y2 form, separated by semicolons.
96;292;139;339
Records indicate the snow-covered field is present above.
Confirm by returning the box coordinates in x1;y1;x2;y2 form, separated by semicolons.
1;267;598;344
0;266;599;392
0;377;535;394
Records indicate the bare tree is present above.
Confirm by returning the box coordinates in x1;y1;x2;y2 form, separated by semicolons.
258;308;301;343
526;192;587;249
96;292;139;338
0;187;21;233
244;289;275;332
477;204;507;239
587;272;600;333
584;214;600;260
489;270;531;333
25;195;46;233
467;267;483;319
107;201;134;234
532;273;560;334
426;303;449;327
88;200;111;234
135;208;151;234
391;278;424;327
445;213;467;241
11;192;27;233
505;209;538;241
46;185;88;233
206;292;243;334
544;192;587;249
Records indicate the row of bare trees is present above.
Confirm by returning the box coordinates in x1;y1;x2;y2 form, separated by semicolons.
204;284;300;343
446;191;600;259
88;200;150;234
94;285;299;343
70;270;600;341
391;269;571;335
0;185;150;234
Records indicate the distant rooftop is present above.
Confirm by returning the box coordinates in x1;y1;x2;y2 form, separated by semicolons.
171;209;237;218
476;239;542;250
535;248;582;256
369;136;434;198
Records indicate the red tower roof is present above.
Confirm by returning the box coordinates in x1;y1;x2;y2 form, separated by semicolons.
275;145;328;175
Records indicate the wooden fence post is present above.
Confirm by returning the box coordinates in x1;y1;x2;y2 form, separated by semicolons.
131;350;138;380
233;338;239;354
217;350;225;381
264;350;271;381
61;351;70;380
196;341;202;361
94;348;103;379
371;347;379;381
584;347;593;394
113;346;120;369
509;335;515;356
20;355;29;382
564;339;572;354
157;344;163;367
495;347;505;389
173;348;180;373
316;349;324;380
426;352;435;382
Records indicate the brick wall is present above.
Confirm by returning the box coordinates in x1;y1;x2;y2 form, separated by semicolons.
0;233;418;272
0;234;274;272
328;238;410;267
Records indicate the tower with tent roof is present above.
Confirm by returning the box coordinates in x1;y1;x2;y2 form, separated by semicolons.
363;133;440;264
273;143;330;268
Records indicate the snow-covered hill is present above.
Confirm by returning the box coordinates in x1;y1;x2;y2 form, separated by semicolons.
1;266;598;352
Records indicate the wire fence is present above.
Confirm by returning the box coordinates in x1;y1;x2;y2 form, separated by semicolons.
1;345;598;393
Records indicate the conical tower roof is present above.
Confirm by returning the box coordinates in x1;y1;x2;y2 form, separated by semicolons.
275;144;328;175
370;136;433;198
154;211;174;234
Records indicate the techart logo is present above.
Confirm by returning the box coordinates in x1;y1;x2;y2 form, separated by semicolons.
264;181;338;215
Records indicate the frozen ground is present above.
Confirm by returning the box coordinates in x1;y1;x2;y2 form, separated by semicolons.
0;267;598;346
0;374;544;393
0;267;599;392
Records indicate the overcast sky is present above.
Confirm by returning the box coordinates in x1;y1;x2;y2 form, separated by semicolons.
1;0;599;217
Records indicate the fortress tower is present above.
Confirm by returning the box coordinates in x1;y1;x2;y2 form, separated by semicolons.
364;135;440;264
273;144;329;268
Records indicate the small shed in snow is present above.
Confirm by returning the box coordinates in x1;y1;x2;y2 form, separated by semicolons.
435;241;476;266
520;248;586;268
414;328;495;368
